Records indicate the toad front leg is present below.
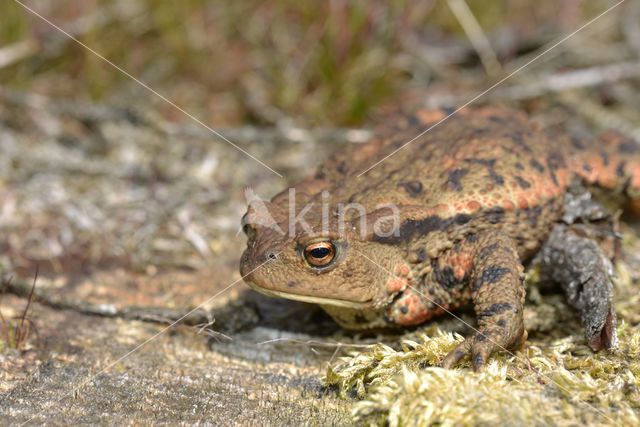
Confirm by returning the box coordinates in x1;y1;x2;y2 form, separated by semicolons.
441;232;527;371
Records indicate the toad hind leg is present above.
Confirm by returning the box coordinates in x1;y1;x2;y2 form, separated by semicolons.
538;224;618;351
442;232;526;371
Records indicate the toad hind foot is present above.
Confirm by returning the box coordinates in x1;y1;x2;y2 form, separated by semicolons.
441;232;527;371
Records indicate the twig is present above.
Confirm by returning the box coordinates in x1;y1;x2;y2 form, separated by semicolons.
4;274;213;326
193;319;232;342
495;60;640;101
424;61;640;107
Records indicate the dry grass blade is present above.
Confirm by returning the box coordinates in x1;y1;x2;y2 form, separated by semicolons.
0;269;38;351
447;0;501;76
193;319;232;342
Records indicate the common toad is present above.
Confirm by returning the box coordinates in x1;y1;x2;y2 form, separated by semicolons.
240;107;639;370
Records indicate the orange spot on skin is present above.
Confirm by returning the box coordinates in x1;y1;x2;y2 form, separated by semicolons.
356;139;382;159
453;265;466;281
442;157;456;169
466;200;482;212
386;277;407;294
596;165;617;188
517;196;528;209
440;247;473;282
394;263;410;277
502;200;515;211
392;292;431;325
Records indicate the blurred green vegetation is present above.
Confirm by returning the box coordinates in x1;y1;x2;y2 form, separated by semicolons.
0;0;615;126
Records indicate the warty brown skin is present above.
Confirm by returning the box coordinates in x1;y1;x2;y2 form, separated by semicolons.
239;107;640;370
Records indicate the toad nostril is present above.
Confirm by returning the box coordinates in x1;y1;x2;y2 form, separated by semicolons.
243;223;256;239
266;252;277;260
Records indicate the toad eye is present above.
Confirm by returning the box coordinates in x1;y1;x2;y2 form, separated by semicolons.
303;241;336;267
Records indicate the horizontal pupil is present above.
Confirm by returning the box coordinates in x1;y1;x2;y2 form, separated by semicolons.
311;247;330;258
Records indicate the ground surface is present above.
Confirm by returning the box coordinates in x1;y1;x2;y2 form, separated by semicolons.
2;88;640;426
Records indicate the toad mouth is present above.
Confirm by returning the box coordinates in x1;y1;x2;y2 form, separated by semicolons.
244;279;372;309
